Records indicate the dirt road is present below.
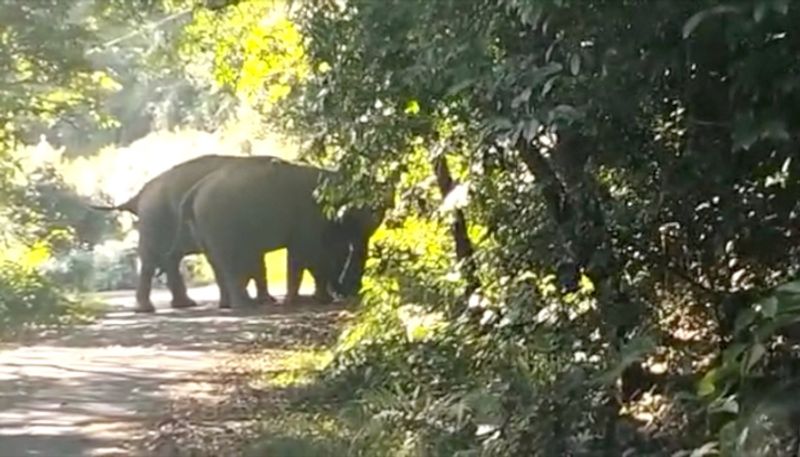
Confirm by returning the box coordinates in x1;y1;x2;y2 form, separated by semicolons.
0;285;330;457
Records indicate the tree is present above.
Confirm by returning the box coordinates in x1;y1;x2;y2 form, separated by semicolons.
225;0;800;454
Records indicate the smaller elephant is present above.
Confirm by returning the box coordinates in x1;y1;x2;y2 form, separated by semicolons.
177;158;383;308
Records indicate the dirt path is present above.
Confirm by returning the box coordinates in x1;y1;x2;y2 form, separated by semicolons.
0;286;341;457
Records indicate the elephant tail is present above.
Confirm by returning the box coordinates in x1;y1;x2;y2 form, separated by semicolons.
169;183;200;258
88;193;140;215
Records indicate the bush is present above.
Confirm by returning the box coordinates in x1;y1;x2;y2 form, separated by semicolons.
42;242;139;292
0;260;90;338
258;214;488;456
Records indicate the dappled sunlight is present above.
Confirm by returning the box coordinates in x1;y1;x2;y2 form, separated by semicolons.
251;348;333;389
139;304;349;456
0;288;349;457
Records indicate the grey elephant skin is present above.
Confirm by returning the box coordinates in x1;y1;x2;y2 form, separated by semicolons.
178;158;384;308
90;154;280;312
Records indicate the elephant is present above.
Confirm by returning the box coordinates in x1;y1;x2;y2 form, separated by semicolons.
176;157;384;308
90;154;284;312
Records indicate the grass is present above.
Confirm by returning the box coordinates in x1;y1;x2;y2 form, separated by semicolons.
245;412;349;457
258;348;334;389
242;347;351;457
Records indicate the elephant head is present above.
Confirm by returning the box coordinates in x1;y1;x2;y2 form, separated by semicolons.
326;204;385;297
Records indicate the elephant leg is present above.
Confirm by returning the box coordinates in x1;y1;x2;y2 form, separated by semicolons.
227;274;255;308
242;277;260;307
163;255;198;309
310;264;334;304
207;256;231;309
135;259;157;313
220;256;256;308
251;258;276;304
285;251;303;305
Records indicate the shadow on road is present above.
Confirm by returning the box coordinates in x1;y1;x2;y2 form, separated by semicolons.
0;287;349;457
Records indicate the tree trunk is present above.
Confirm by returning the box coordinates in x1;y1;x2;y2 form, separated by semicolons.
432;155;479;297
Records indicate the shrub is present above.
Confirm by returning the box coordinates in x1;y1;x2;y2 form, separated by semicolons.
42;242;139;292
0;260;89;338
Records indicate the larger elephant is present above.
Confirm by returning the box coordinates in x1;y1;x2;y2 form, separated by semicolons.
90;154;282;312
177;158;384;308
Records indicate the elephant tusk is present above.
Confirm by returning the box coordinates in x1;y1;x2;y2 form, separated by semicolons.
338;244;355;285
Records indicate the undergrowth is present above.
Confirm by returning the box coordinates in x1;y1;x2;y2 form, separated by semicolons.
0;260;101;341
246;218;496;456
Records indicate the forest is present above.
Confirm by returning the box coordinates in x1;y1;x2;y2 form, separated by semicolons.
3;0;800;455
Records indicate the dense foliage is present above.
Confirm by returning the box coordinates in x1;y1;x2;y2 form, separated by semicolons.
0;0;200;335
0;0;232;155
182;0;800;455
0;260;97;338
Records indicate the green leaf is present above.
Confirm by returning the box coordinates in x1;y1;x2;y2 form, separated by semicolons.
683;5;741;39
775;279;800;294
708;395;739;414
718;421;739;456
530;62;563;85
773;292;800;314
542;76;558;97
754;2;768;22
511;87;532;109
522;118;541;141
758;295;778;318
689;441;719;456
548;104;583;124
734;307;757;334
404;100;420;115
445;78;475;97
517;2;544;27
754;319;783;341
697;367;720;397
569;53;581;76
453;451;480;457
722;343;747;365
486;117;514;133
741;343;766;374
